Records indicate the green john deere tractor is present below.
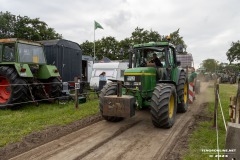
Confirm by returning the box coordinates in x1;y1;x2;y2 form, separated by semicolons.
99;41;188;128
0;38;61;109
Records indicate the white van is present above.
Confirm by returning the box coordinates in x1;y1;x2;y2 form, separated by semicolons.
90;62;128;89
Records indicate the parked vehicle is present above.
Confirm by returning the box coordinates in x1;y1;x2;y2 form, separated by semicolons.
90;62;128;89
40;39;82;82
0;38;61;109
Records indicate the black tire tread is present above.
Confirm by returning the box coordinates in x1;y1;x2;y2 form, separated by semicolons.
48;77;62;98
150;83;177;128
177;71;188;113
0;66;29;109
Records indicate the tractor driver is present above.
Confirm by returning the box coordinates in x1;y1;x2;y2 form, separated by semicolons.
148;53;163;67
148;53;164;80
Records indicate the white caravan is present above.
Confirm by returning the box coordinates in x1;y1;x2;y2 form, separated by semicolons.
90;62;128;89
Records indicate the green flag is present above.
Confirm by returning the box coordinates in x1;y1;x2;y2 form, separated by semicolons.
94;21;104;30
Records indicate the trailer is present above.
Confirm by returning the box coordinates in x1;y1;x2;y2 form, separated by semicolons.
90;62;128;89
40;39;82;82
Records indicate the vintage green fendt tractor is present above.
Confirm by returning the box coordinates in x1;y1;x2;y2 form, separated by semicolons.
0;38;61;109
99;40;188;128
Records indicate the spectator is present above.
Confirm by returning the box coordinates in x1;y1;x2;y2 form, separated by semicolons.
99;72;107;91
99;72;107;81
189;67;197;84
189;67;197;99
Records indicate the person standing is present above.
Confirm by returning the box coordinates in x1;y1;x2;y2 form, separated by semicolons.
189;67;197;99
99;72;107;91
189;67;197;85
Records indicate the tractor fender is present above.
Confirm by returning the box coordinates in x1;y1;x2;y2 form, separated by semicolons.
14;63;33;77
37;65;60;79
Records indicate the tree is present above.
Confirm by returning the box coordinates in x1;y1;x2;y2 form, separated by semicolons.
202;59;218;72
79;27;187;61
80;40;93;56
99;36;119;59
168;29;187;52
130;27;150;44
0;11;62;41
119;38;132;59
148;30;162;42
226;40;240;63
0;11;16;38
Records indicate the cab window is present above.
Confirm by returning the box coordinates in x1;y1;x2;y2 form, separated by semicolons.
3;43;15;62
168;48;175;66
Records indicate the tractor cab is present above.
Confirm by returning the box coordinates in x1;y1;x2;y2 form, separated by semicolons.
0;38;46;64
128;42;180;84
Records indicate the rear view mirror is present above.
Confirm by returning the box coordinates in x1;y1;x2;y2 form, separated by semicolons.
176;45;184;53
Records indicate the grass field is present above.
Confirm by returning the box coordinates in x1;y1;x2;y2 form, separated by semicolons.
0;99;99;148
183;83;237;160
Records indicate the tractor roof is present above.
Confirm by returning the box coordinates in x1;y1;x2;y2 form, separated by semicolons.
133;41;175;48
0;38;42;46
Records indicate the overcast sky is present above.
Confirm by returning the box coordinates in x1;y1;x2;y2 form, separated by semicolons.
1;0;240;68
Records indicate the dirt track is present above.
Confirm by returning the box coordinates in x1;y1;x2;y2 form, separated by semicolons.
9;83;210;160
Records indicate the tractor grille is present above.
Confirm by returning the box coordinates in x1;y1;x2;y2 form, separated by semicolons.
124;75;142;90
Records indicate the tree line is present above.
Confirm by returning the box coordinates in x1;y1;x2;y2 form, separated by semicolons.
0;11;62;40
1;11;239;71
80;28;186;60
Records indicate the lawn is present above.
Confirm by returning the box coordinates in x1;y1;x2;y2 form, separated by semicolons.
0;99;99;148
183;83;237;160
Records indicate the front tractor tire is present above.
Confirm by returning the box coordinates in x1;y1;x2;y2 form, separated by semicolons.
0;66;29;109
151;84;177;128
99;82;123;122
177;71;189;113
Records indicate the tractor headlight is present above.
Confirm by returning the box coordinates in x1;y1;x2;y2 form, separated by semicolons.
124;82;131;85
133;82;141;86
127;76;135;81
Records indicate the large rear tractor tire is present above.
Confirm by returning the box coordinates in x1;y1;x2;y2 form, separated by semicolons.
177;71;189;113
0;66;29;109
150;83;177;128
99;82;123;122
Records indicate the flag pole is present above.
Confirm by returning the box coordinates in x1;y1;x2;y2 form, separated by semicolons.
93;22;95;64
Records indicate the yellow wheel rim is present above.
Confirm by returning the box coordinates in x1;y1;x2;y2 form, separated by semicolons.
184;83;188;104
169;95;174;118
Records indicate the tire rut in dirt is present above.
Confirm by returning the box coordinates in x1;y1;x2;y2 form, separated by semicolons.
177;71;188;113
99;82;123;122
151;83;177;128
0;66;29;109
0;114;103;160
73;120;141;160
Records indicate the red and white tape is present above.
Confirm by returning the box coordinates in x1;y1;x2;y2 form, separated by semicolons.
189;82;194;104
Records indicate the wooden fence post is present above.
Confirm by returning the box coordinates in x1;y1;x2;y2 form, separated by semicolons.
213;83;219;128
74;77;79;109
236;78;240;123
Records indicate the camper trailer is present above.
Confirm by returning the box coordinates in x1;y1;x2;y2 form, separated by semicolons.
90;62;128;89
